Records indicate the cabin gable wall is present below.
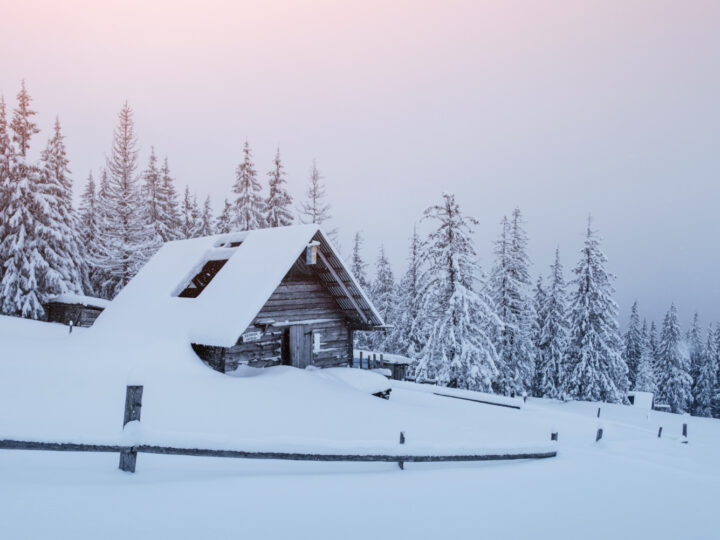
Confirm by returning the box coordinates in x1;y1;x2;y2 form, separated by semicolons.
194;259;353;373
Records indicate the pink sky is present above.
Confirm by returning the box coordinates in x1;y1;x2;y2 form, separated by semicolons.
2;0;719;325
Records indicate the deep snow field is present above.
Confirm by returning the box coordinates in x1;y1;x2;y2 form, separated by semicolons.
1;315;718;540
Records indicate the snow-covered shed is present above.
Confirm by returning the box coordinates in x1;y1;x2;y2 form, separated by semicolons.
92;225;385;372
44;294;110;328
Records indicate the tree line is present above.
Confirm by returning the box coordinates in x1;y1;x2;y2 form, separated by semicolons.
0;82;717;415
0;82;332;309
353;198;719;418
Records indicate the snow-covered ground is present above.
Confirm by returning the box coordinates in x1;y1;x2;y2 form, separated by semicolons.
1;315;718;539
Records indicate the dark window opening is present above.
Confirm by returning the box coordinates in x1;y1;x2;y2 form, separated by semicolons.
177;259;228;298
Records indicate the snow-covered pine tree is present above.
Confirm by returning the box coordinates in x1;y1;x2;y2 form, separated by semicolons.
299;159;331;226
198;196;215;236
532;276;546;352
562;217;628;403
708;325;720;418
368;245;396;351
181;186;202;239
216;198;233;234
350;231;370;289
414;193;498;391
232;141;265;231
9;80;39;158
78;172;101;295
490;208;536;396
623;301;643;387
350;231;371;349
687;312;703;386
634;320;657;393
534;248;569;399
0;83;46;318
656;303;692;413
141;147;163;243
265;148;293;227
692;325;717;418
93;102;159;298
156;157;181;241
37;117;86;297
391;225;427;360
0;96;12;282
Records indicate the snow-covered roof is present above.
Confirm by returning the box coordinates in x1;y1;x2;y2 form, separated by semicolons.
46;294;110;310
93;225;384;347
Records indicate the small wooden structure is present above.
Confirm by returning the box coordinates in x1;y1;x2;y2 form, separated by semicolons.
44;294;109;328
96;225;386;373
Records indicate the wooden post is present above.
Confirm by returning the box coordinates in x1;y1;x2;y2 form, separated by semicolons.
551;432;558;442
657;427;663;438
68;320;73;334
597;407;601;418
359;351;363;369
682;423;687;437
398;432;405;470
372;353;376;369
595;428;603;442
119;385;143;473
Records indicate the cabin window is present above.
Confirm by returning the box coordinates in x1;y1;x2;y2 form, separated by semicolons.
176;259;228;298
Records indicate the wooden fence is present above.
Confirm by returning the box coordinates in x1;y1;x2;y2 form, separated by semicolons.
0;386;558;473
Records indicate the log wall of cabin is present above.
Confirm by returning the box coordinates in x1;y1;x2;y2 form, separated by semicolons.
45;303;104;328
194;268;353;373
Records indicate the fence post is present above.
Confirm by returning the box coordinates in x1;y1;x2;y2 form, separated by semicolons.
595;428;603;442
359;351;363;369
597;407;601;418
119;385;143;473
657;427;663;438
398;431;405;470
551;432;558;442
372;353;376;369
682;423;688;443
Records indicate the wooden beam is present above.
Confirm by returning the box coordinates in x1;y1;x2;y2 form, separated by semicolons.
316;249;369;324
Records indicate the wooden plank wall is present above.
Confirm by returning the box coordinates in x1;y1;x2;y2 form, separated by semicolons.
194;268;352;372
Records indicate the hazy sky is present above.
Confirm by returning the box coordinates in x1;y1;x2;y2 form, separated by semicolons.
1;0;719;327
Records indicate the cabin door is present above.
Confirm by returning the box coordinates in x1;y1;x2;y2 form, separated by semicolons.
289;325;312;368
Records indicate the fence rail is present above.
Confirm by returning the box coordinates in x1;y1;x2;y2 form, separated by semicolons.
0;385;558;473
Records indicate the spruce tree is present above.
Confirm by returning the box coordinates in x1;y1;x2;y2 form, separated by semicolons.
369;245;396;351
391;225;427;360
634;320;657;393
692;326;717;418
656;303;693;413
37;117;86;296
687;312;703;385
414;193;498;391
0;96;12;282
181;186;201;239
534;248;569;398
156;157;181;241
299;160;331;225
490;208;536;396
563;217;628;403
216;198;233;234
532;276;546;353
0;83;45;317
623;301;643;387
93;102;159;297
79;172;101;295
265;148;293;227
350;231;370;289
141;147;163;242
198;196;215;236
232;141;265;231
350;231;371;349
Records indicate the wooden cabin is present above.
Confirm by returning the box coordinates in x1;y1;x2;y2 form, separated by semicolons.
91;225;386;373
44;294;109;328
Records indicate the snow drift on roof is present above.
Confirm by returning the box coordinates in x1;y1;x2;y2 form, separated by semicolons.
92;225;383;347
